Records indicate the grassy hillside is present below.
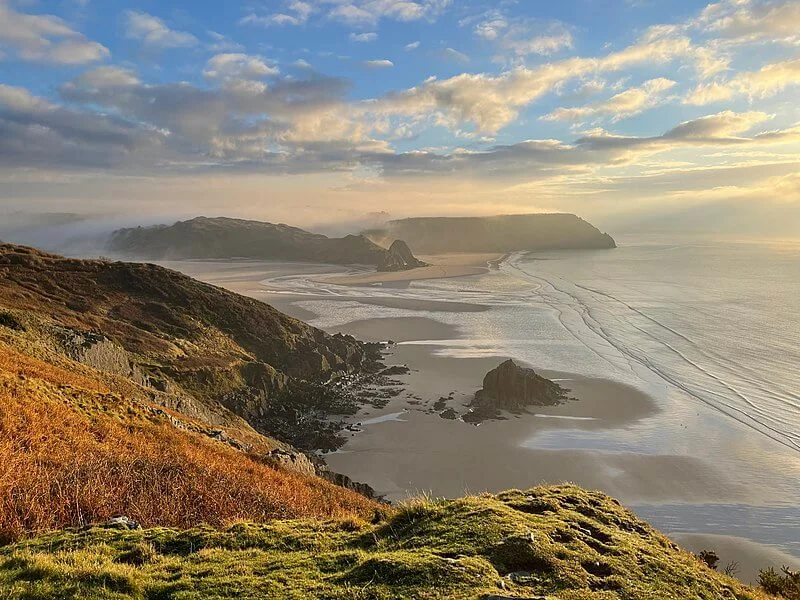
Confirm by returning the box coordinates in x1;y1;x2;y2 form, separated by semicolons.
0;343;378;544
0;486;771;599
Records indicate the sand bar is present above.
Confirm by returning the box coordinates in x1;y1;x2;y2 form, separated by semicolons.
314;252;503;286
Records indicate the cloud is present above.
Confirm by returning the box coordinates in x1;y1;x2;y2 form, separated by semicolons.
543;78;676;122
360;29;698;134
0;0;109;64
436;47;469;63
349;32;377;42
362;59;394;68
472;12;573;58
685;58;800;105
241;0;449;28
404;41;420;51
124;10;197;49
695;0;800;44
240;1;313;27
207;31;244;53
0;83;164;169
203;53;279;82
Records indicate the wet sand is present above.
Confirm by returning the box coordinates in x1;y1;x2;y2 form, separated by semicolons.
155;258;800;572
323;316;751;506
315;253;502;286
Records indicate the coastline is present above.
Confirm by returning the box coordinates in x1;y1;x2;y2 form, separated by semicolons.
155;255;800;576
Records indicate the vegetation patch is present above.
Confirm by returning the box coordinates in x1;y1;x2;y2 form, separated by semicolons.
0;486;775;599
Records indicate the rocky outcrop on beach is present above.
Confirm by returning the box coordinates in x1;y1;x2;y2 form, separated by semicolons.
364;213;616;254
377;239;427;271
109;216;424;271
473;359;570;413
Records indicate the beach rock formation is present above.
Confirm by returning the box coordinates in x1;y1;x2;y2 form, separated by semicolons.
473;359;570;412
109;216;424;271
377;239;427;271
364;213;616;254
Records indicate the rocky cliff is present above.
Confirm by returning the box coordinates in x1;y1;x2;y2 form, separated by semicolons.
365;213;616;254
473;359;571;413
109;216;424;270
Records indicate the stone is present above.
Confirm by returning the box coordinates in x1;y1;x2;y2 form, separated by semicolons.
473;359;570;413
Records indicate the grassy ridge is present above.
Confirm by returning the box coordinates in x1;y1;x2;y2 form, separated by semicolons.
0;486;770;599
0;344;378;543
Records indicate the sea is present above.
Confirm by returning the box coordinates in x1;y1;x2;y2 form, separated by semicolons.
226;235;800;560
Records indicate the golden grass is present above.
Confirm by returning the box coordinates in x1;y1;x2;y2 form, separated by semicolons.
0;353;379;543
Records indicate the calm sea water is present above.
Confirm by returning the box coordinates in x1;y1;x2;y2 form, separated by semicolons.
504;237;800;454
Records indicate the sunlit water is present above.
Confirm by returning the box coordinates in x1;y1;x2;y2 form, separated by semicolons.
204;236;800;556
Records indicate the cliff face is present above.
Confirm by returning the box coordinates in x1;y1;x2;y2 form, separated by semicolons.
109;216;423;270
365;213;616;254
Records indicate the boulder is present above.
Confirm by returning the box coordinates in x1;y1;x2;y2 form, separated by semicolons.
473;359;570;412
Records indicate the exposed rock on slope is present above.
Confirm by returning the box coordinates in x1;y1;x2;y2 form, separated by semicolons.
365;213;616;254
110;216;424;270
473;359;571;413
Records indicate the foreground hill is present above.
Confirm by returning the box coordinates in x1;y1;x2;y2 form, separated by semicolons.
0;343;378;542
365;214;616;254
0;242;377;452
109;216;425;270
0;485;772;599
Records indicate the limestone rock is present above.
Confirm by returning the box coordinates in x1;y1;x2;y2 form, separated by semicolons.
473;359;570;412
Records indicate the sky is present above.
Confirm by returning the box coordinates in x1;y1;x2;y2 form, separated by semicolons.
0;0;799;236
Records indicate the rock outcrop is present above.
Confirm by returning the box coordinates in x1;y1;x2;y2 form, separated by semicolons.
364;213;616;254
377;240;427;272
473;359;570;413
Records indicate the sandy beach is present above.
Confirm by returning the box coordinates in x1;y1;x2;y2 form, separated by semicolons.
156;256;800;578
313;253;503;286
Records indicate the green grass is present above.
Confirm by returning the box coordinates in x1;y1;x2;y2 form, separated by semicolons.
0;485;770;600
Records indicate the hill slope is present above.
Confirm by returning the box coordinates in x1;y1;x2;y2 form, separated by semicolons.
109;216;423;268
0;485;771;599
0;343;378;543
0;242;376;451
365;214;616;254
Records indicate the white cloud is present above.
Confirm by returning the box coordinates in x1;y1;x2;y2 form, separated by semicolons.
361;30;699;134
203;54;279;82
472;12;573;58
0;0;109;64
685;58;800;105
124;10;197;49
207;31;244;52
240;1;313;27
404;41;420;51
436;47;469;63
695;0;800;44
349;32;377;42
543;78;677;122
362;59;394;68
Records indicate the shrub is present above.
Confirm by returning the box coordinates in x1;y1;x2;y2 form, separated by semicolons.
760;566;800;599
0;311;24;332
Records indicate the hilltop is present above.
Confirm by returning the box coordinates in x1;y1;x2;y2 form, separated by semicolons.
364;214;616;254
109;216;424;269
0;485;773;599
